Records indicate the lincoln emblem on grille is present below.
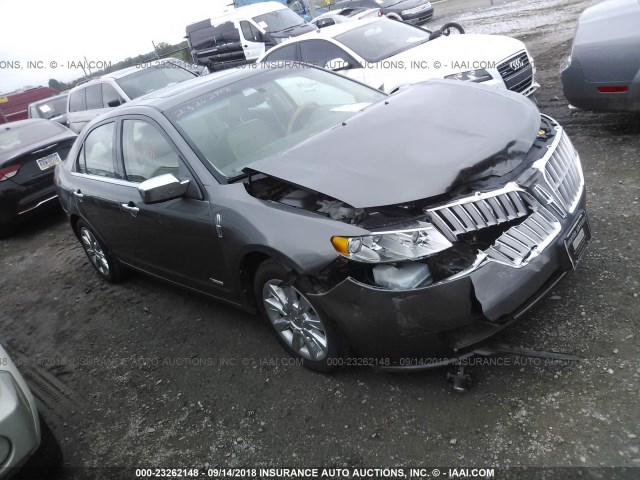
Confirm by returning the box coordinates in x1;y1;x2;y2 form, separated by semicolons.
509;58;524;71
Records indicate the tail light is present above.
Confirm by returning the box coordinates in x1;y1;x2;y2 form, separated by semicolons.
0;165;20;182
597;86;628;93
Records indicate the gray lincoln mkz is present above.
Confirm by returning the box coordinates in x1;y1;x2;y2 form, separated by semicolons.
55;65;590;372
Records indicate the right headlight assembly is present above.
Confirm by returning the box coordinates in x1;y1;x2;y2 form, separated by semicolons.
331;222;452;263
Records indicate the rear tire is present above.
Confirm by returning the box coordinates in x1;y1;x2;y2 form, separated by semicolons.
254;259;346;373
76;220;124;283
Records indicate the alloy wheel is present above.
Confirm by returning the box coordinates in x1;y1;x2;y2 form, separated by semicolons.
80;227;110;276
262;280;328;361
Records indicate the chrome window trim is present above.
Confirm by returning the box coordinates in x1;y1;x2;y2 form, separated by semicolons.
70;171;139;188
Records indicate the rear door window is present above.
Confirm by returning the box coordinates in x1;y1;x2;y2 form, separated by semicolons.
77;122;117;178
264;43;300;63
85;84;104;110
69;89;87;112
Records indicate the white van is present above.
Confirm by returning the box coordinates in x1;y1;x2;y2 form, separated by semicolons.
186;2;314;72
66;58;197;134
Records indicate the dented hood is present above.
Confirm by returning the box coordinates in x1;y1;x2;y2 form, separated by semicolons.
247;80;540;208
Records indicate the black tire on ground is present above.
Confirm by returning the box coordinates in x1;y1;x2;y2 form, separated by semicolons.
254;259;347;373
76;220;125;283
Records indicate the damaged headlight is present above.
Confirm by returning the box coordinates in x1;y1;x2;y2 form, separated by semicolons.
331;222;452;263
445;69;492;83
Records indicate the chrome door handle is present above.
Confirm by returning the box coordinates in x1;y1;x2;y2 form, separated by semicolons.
121;203;140;214
73;190;84;199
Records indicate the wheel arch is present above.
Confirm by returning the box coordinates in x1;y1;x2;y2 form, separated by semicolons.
237;247;303;308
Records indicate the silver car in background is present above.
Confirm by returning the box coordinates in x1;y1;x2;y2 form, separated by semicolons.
312;7;382;29
0;344;40;479
561;0;640;112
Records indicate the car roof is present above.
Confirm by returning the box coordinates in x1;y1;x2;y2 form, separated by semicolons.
68;58;193;91
1;118;52;129
29;93;68;106
108;67;265;112
290;16;382;40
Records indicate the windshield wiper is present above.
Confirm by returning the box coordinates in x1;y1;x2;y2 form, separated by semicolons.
227;172;248;183
276;23;306;33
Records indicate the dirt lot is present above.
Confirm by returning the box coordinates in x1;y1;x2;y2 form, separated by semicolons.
2;0;639;478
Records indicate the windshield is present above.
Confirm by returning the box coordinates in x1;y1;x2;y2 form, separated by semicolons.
33;95;68;119
166;67;386;179
336;20;430;62
253;8;306;33
116;64;196;99
0;121;66;152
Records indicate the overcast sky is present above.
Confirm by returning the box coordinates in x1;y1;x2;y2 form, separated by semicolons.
0;0;231;93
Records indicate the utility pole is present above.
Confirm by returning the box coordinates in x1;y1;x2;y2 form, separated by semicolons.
152;41;161;59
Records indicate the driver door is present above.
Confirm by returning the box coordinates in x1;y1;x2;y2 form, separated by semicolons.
112;116;235;300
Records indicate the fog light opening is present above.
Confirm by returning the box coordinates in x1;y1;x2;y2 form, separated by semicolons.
372;262;432;290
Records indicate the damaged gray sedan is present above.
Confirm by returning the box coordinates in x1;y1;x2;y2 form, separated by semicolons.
55;65;590;372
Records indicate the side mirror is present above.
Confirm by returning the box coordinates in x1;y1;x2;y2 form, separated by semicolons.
138;174;190;204
107;99;123;108
326;58;350;71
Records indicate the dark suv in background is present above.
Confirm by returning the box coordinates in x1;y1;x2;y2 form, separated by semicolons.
331;0;434;24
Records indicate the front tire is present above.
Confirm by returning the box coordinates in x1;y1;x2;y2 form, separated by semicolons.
254;259;345;372
76;220;124;282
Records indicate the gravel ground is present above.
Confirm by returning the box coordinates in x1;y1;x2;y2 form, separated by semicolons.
2;0;639;479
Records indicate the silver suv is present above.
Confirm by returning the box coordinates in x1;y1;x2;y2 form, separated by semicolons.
66;58;198;134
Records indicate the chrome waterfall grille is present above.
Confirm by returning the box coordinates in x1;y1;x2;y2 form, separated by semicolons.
540;130;584;215
427;125;583;267
428;184;529;239
486;208;560;266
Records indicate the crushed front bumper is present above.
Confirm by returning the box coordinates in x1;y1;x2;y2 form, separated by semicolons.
311;193;588;364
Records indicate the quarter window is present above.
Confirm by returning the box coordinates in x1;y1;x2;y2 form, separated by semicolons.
122;120;179;183
78;123;117;178
264;43;299;63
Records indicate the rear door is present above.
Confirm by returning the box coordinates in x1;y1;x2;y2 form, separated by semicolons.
69;121;126;247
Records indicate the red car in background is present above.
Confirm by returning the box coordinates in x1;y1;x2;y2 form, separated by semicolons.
0;87;58;124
